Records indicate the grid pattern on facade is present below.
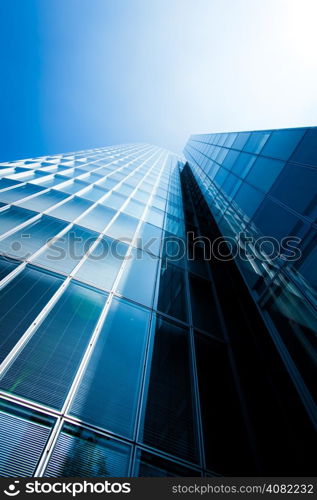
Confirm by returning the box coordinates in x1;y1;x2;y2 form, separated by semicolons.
0;143;215;477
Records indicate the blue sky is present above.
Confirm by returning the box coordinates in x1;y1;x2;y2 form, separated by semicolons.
1;0;317;160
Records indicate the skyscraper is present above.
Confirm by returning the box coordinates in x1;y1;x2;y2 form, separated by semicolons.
0;128;316;477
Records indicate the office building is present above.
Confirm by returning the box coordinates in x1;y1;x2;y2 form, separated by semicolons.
0;128;316;476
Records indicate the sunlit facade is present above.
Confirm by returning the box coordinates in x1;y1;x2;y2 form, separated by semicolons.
0;129;316;477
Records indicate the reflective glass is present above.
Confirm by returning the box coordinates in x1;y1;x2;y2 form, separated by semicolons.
101;192;126;210
49;197;93;222
0;281;107;409
0;206;36;236
0;400;55;477
17;189;69;212
74;236;128;291
70;297;150;438
33;225;98;275
270;164;317;218
78;204;116;233
45;423;130;477
140;315;199;462
290;128;317;166
0;256;20;281
116;247;159;307
0;215;67;259
245;157;285;192
189;274;222;336
133;450;200;477
0;266;64;363
261;128;305;160
106;213;138;243
0;184;45;204
157;262;188;322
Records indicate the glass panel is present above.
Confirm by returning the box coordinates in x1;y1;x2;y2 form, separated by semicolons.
270;164;317;219
0;256;20;281
133;449;200;477
17;189;69;212
0;215;67;260
45;423;130;477
252;198;309;240
189;274;222;336
70;297;150;438
78;204;116;233
195;332;253;473
243;131;270;154
290;128;317;166
57;179;89;194
49;197;93;222
116;247;159;307
0;265;63;363
123;199;145;218
233;183;265;220
0;281;107;409
146;207;165;227
81;185;107;202
137;222;162;256
0;206;36;236
140;315;199;463
74;236;128;291
106;213;138;243
261;128;305;160
101;192;126;210
245;157;285;192
0;399;55;477
33;225;98;275
0;184;45;204
157;262;188;322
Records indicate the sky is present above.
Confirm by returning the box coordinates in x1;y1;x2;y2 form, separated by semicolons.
1;0;317;160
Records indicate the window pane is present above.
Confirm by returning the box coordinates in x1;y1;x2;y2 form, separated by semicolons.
270;164;317;218
78;204;116;233
33;225;98;275
137;222;162;256
233;183;265;220
195;332;254;473
0;184;45;204
140;315;199;463
0;206;36;236
0;266;64;363
0;256;20;281
0;281;107;409
49;197;93;222
245;157;285;192
18;189;69;212
101;192;126;210
189;274;222;336
0;215;67;259
0;399;55;477
123;199;145;218
74;236;128;291
261;128;305;160
45;423;131;477
290;128;317;166
81;185;107;202
116;247;159;307
157;263;188;322
57;179;88;194
133;449;200;477
106;213;138;243
70;297;150;438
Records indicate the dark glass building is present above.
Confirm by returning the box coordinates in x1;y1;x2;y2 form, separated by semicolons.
0;128;316;477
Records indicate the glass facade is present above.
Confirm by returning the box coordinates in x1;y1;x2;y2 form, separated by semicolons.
0;130;316;477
